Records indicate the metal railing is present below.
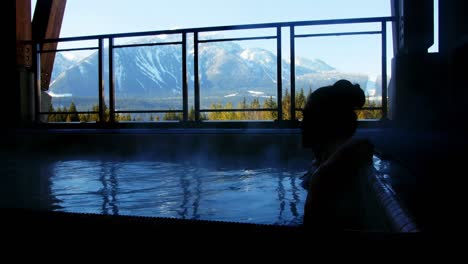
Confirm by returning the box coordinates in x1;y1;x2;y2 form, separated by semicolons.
32;16;394;127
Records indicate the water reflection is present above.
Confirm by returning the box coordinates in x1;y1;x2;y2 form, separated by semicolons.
99;161;119;215
47;160;307;225
178;172;191;219
277;172;286;223
289;176;301;223
275;172;303;225
192;171;202;220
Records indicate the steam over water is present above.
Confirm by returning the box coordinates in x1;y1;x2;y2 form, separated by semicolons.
49;160;307;225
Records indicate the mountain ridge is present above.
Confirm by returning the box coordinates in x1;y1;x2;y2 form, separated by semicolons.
50;36;372;101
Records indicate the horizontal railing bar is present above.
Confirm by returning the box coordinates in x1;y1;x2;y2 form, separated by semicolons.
194;17;394;32
115;110;183;113
37;108;384;115
294;107;383;111
113;41;183;49
40;47;98;53
199;35;277;43
200;108;278;112
39;111;99;114
24;17;394;44
33;119;385;130
295;30;382;38
359;107;383;110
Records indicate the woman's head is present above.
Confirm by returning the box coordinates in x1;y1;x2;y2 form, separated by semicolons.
301;79;365;150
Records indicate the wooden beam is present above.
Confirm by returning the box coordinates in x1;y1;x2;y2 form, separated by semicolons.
32;0;67;90
16;0;32;67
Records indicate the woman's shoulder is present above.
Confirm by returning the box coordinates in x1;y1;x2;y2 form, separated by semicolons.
312;138;374;186
327;138;374;168
301;138;374;190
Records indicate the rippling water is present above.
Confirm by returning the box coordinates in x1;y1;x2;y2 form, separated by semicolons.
49;160;307;225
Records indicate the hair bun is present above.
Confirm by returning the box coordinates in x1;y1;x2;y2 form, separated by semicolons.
332;79;366;108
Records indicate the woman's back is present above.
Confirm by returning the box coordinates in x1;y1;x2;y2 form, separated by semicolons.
303;138;374;230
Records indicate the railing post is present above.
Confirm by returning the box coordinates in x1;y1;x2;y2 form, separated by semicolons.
381;21;388;120
34;43;41;124
276;27;283;121
194;32;200;122
182;33;188;121
109;37;116;123
290;26;296;121
98;38;105;123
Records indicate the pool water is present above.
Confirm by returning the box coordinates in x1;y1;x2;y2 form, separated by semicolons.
44;159;307;225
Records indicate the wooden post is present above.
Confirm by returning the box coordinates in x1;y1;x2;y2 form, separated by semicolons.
32;0;67;90
16;0;32;67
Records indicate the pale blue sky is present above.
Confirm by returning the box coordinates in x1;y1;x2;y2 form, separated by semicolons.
32;0;396;78
33;0;391;36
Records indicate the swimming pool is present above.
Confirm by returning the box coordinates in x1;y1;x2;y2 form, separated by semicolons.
1;129;311;226
3;128;417;231
48;159;307;225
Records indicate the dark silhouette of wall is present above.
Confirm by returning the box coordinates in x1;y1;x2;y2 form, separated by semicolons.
387;0;467;231
6;1;20;129
449;41;468;130
439;0;468;56
390;0;468;131
442;0;468;130
397;0;434;54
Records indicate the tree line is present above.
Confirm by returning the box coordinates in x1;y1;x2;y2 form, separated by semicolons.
46;87;381;122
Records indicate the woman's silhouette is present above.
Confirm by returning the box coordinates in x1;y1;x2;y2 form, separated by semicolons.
301;79;374;230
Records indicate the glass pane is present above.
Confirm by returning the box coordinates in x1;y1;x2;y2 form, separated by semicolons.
294;33;382;110
114;44;183;112
47;47;99;122
198;38;278;119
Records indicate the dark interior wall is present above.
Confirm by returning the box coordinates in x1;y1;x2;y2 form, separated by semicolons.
401;0;434;53
390;53;449;129
449;41;468;130
390;0;445;130
381;0;467;231
441;1;468;130
439;0;468;55
7;1;20;128
390;0;468;132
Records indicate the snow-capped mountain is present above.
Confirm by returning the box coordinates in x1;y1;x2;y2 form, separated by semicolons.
51;52;80;82
295;57;335;72
49;35;370;99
